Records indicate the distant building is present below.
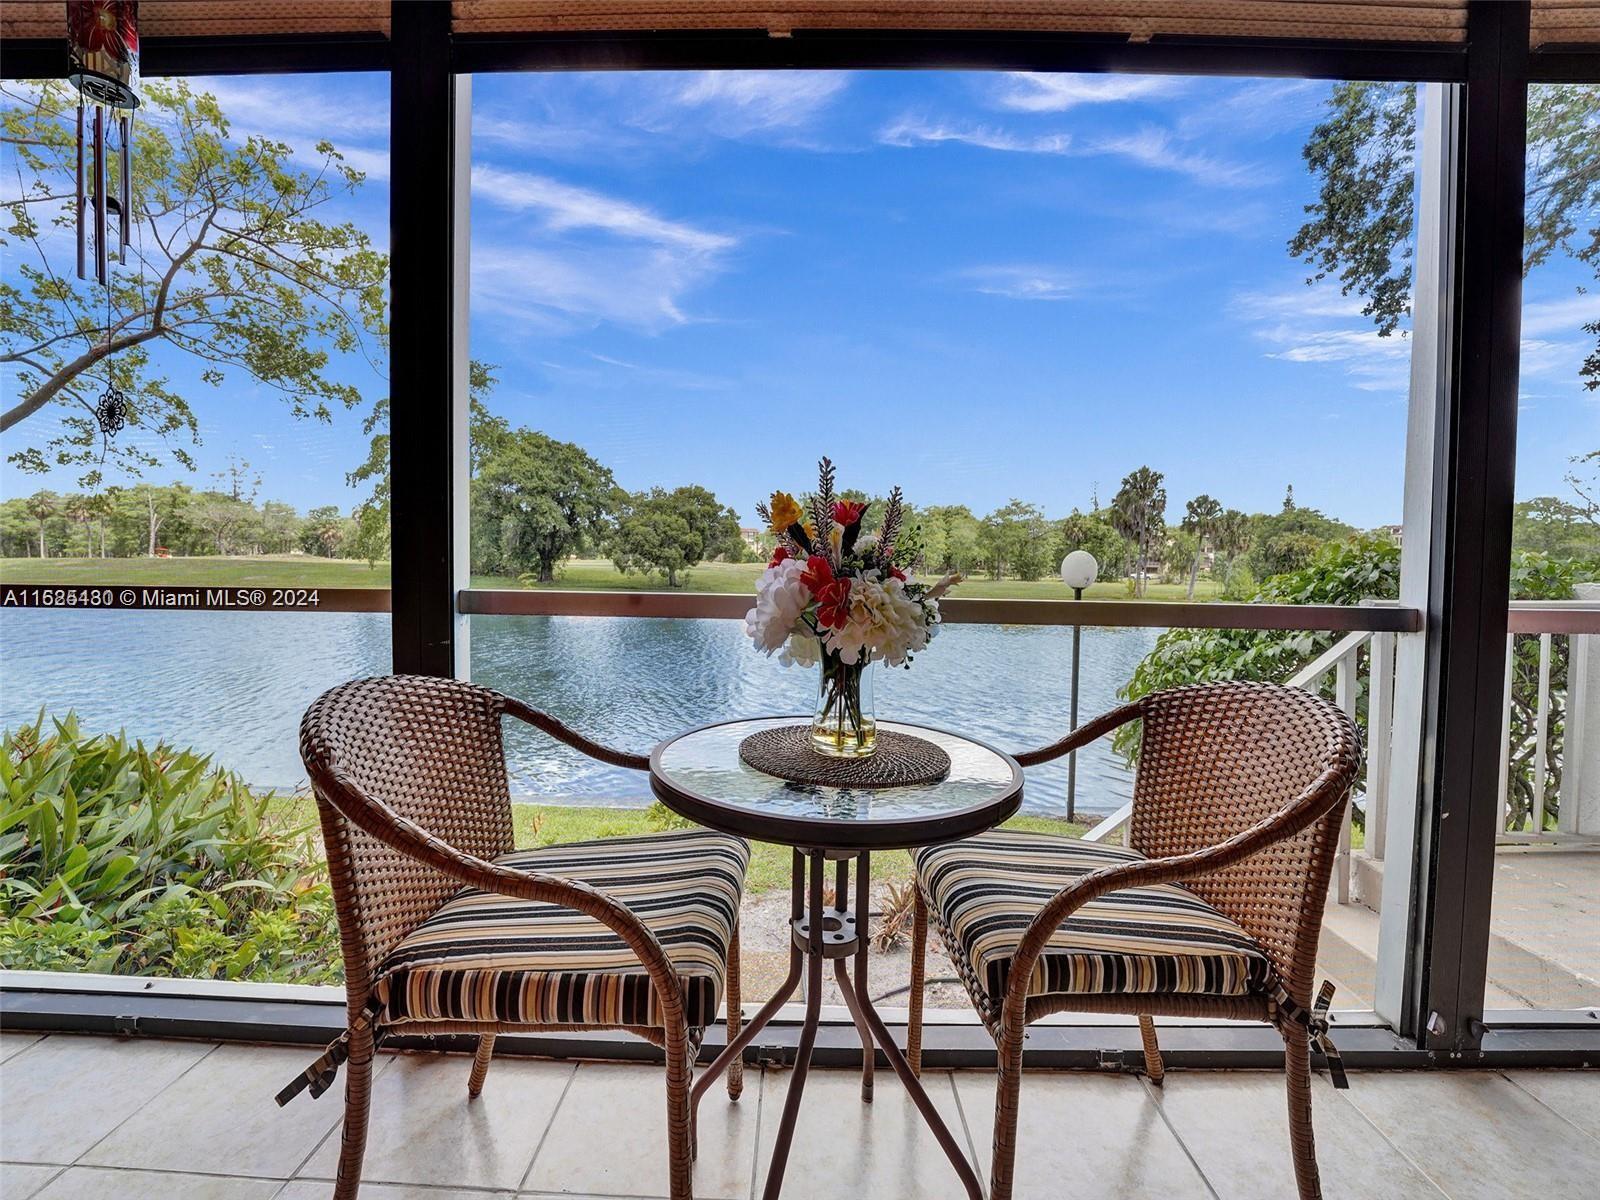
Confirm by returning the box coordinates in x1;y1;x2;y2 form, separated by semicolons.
740;527;767;550
1376;523;1404;547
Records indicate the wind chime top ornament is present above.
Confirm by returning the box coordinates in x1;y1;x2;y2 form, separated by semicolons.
69;0;139;287
68;0;140;110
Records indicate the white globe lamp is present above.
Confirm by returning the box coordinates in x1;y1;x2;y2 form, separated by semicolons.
1060;549;1099;596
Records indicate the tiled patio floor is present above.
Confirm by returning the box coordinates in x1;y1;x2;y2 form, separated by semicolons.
1;1031;1596;1199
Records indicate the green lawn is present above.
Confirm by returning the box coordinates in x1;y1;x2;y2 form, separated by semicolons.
269;795;1087;893
2;554;1223;601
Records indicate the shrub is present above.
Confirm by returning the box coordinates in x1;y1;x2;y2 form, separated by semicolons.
1;712;341;983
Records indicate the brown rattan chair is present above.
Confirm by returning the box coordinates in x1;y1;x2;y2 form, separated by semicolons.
278;675;749;1200
905;681;1361;1200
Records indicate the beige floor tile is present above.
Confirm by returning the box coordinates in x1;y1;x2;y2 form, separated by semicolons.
751;1066;978;1200
299;1052;572;1191
278;1181;505;1199
953;1069;1212;1199
0;1033;44;1064
82;1043;352;1179
1342;1071;1600;1200
0;1036;213;1164
0;1162;64;1200
1146;1069;1446;1199
31;1166;281;1200
523;1062;758;1199
1501;1069;1600;1141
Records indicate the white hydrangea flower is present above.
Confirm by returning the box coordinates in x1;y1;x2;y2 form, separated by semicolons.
745;557;812;656
780;633;822;668
824;575;931;667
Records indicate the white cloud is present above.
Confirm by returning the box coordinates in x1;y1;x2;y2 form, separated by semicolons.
879;116;1071;154
1234;284;1411;392
471;164;734;254
1521;293;1600;339
995;73;1177;113
879;116;1267;187
962;265;1080;301
670;72;848;133
1090;128;1271;188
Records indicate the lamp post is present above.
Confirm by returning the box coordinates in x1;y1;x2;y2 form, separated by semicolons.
1059;550;1099;822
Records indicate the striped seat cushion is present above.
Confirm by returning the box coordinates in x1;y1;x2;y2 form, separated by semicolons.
374;829;749;1030
915;831;1274;1021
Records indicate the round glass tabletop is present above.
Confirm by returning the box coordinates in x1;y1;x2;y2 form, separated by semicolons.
649;717;1023;850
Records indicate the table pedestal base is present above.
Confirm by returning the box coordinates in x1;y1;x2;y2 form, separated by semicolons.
691;848;982;1200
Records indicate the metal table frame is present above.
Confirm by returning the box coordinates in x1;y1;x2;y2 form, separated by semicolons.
651;718;1023;1200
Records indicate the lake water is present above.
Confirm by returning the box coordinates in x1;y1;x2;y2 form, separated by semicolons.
0;610;1159;817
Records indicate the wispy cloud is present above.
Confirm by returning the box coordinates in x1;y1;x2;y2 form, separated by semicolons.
1234;285;1411;392
1090;128;1272;188
994;73;1178;113
669;71;849;133
472;164;734;254
1521;293;1600;339
962;265;1080;301
878;116;1072;154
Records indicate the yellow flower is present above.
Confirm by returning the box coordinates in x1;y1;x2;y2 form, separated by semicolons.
769;491;803;533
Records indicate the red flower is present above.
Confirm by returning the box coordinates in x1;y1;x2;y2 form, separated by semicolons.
832;500;867;527
801;555;852;629
768;545;790;568
889;566;906;582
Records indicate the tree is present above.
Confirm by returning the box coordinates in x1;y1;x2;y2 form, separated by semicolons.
979;499;1049;580
1247;504;1353;578
129;482;187;556
919;505;983;574
1513;495;1600;558
24;491;55;558
1292;82;1600;391
1110;467;1167;597
473;430;617;582
1181;493;1224;600
608;486;742;587
1;79;388;488
1055;510;1129;580
62;493;95;556
299;505;347;558
191;491;249;555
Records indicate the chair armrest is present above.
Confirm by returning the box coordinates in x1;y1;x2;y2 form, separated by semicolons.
999;758;1352;1028
501;696;650;771
308;756;687;1033
1012;702;1142;767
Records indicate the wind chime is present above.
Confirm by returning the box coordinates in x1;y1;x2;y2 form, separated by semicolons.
67;0;140;448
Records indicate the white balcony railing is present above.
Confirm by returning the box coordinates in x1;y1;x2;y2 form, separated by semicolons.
1083;597;1600;904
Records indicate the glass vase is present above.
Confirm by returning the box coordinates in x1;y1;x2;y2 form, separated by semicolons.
812;652;877;757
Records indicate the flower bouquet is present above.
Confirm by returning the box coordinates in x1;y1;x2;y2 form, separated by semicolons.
745;458;960;758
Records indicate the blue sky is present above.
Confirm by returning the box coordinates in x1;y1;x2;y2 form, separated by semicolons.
4;70;1596;529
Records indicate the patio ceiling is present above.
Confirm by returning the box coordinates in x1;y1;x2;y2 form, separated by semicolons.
3;1;1595;52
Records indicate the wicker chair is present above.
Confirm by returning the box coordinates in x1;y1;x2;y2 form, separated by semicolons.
278;675;749;1200
905;682;1361;1200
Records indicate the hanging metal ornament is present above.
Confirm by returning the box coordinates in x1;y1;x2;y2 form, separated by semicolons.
68;1;140;285
94;380;128;442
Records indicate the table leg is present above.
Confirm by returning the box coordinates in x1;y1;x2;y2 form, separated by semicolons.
761;849;826;1200
693;852;804;1118
855;850;874;1102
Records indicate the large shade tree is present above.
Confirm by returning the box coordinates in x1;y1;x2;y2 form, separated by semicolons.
1;79;387;489
1292;82;1600;538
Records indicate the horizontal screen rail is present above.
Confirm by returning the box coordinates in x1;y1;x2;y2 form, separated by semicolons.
459;589;1426;632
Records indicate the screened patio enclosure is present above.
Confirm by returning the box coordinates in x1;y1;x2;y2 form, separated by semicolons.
2;0;1598;1079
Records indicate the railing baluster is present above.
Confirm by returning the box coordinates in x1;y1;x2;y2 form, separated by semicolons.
1335;646;1358;904
1497;634;1514;835
1367;630;1395;862
1531;632;1553;834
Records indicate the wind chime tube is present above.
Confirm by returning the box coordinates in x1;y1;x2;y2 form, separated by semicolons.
118;114;131;261
76;103;86;280
93;105;108;285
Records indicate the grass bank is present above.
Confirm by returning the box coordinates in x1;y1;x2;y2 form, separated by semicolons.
271;796;1088;893
2;555;1223;602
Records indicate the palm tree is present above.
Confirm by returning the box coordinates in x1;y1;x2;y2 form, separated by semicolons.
1182;494;1224;600
25;491;55;558
1214;508;1253;584
1111;467;1167;597
63;494;96;557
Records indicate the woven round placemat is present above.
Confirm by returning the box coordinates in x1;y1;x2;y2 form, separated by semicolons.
738;725;951;789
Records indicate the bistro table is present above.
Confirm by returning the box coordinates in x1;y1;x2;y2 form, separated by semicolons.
649;716;1024;1200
